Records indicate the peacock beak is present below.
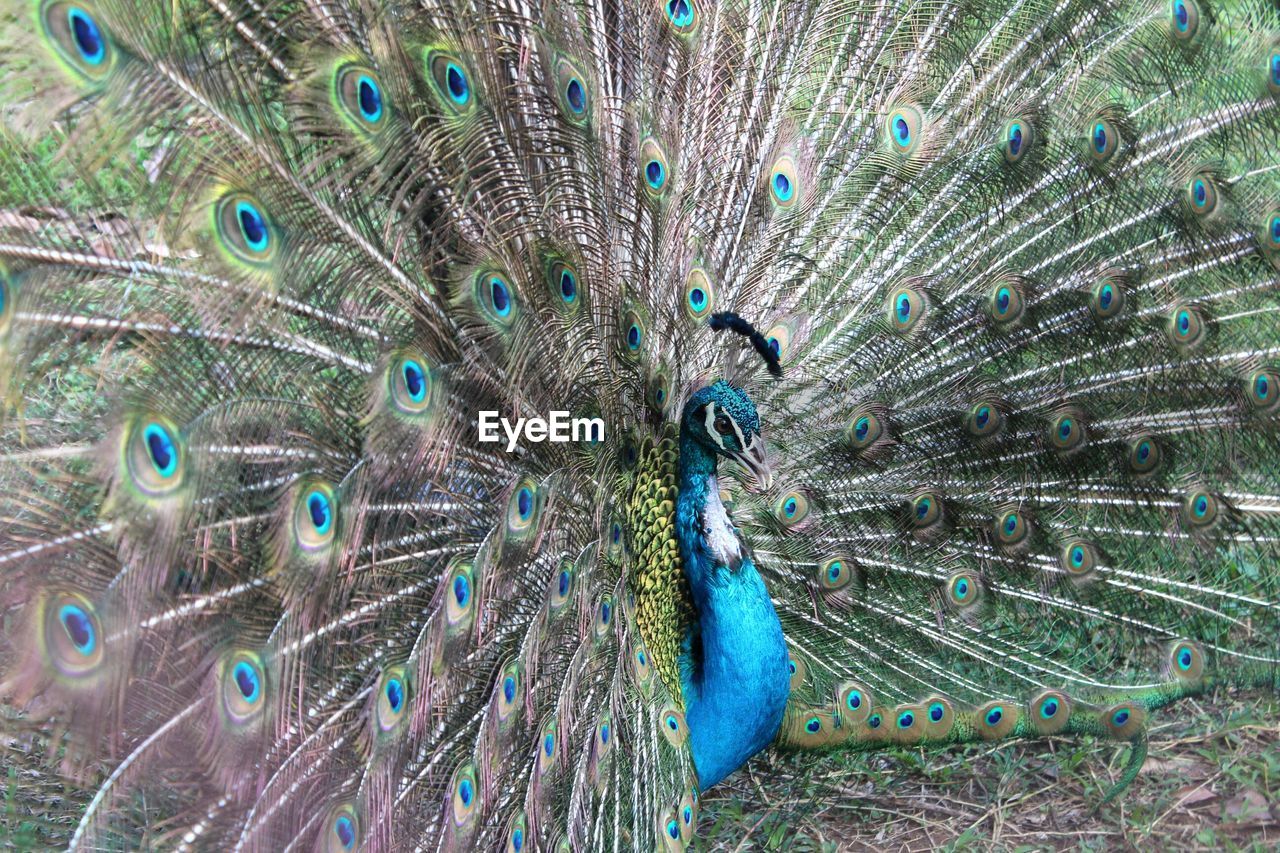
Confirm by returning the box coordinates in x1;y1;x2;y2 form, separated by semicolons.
732;436;773;491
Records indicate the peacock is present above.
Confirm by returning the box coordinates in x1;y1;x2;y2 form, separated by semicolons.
1;0;1279;847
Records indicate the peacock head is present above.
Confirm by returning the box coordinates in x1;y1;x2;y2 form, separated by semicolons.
682;381;772;488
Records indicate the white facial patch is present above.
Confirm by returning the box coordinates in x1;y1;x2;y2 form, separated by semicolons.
701;476;743;568
702;403;746;452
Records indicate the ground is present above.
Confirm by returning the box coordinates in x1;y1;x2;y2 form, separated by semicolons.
700;692;1280;851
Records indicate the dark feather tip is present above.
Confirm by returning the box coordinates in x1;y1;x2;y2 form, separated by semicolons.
709;312;784;378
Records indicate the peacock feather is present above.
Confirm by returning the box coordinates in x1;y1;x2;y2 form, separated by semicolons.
1;0;1279;848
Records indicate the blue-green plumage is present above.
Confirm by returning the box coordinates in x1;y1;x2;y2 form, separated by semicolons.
676;383;790;789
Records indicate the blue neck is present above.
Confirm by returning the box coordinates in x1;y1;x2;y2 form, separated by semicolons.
676;432;790;789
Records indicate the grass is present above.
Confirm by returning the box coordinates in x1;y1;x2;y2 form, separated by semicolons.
698;692;1279;851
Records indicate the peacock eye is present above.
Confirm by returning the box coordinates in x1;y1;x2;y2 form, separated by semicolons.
639;137;670;197
1170;0;1200;41
714;416;732;435
1185;172;1218;218
1086;115;1121;164
40;1;115;84
1166;303;1206;351
215;193;276;266
553;57;591;124
885;105;924;155
45;593;105;679
425;49;474;112
1090;277;1127;320
1000;117;1035;164
335;65;386;133
664;0;698;32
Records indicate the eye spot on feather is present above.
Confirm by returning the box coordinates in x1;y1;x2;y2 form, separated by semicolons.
125;417;185;496
43;593;104;680
0;270;11;337
1028;689;1071;734
596;715;613;755
594;594;614;637
1127;435;1163;477
1168;640;1205;682
334;64;386;134
1181;489;1220;529
1269;48;1280;94
220;650;267;727
451;764;479;825
663;0;698;32
774;491;810;527
909;491;943;531
324;804;359;852
548;560;574;611
605;517;625;560
1090;277;1127;321
495;661;521;721
987;279;1026;327
838;682;873;725
376;666;409;734
1059;539;1099;581
1103;702;1146;739
678;790;697;842
649;371;672;412
994;507;1030;547
505;814;527;853
620;309;646;359
445;562;475;627
818;556;856;591
1000;117;1035;163
293;482;337;552
505;479;540;538
684;268;715;320
768;156;799;208
213;193;277;268
965;401;1004;439
885;105;923;155
945;572;981;611
762;319;797;363
1170;0;1201;41
1166;304;1206;351
886;286;926;334
388;352;435;415
661;814;682;852
787;653;808;689
546;260;581;310
1086;116;1121;164
976;701;1016;739
1048;412;1086;453
40;1;115;83
659;707;689;745
632;641;653;683
921;697;954;737
539;716;559;772
1246;369;1278;415
1177;171;1218;217
553;57;591;124
424;49;475;112
639;138;670;196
